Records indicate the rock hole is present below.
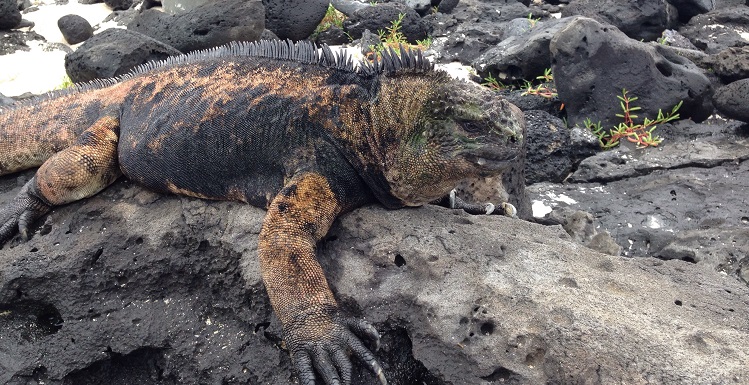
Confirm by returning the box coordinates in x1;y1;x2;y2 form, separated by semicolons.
69;274;78;281
30;247;38;252
459;317;469;325
117;276;128;286
480;366;521;381
254;321;271;333
90;248;103;265
741;217;748;224
132;318;141;325
197;240;209;251
394;254;406;267
469;332;475;337
655;61;673;77
71;338;76;343
135;237;143;245
674;300;682;306
39;224;52;236
681;256;696;263
480;322;495;335
728;308;734;312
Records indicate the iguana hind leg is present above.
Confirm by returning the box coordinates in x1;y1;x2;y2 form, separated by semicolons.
0;115;121;245
259;171;386;385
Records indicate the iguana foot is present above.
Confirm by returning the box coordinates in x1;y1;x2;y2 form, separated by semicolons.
448;190;496;215
448;190;518;218
0;177;51;246
286;311;386;385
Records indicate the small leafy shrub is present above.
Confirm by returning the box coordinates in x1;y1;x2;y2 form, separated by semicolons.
583;89;682;149
368;13;432;59
312;4;347;38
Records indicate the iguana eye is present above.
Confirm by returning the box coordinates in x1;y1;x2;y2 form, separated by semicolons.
461;121;484;134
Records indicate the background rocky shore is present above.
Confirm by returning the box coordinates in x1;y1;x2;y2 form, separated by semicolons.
1;0;748;384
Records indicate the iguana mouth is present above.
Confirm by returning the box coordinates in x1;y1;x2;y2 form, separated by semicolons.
465;150;519;171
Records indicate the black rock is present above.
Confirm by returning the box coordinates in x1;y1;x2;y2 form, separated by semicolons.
0;0;22;30
524;110;599;184
473;17;576;83
344;3;428;43
263;0;329;41
713;79;749;122
128;0;264;53
562;0;678;41
550;17;713;128
679;6;749;53
64;28;183;83
104;0;132;10
712;46;749;84
58;14;94;45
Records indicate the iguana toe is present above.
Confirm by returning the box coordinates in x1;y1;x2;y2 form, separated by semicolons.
0;178;51;247
287;314;386;385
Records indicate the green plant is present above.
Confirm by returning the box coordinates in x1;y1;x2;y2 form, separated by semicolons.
54;75;74;90
312;4;347;37
527;13;541;28
481;73;509;90
368;13;432;59
583;89;682;149
521;68;557;98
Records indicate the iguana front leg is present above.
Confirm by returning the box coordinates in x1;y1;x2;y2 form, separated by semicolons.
259;172;386;385
0;115;121;245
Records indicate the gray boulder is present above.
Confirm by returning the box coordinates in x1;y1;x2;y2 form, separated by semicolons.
711;46;749;83
64;28;183;83
263;0;330;41
343;2;428;43
666;0;715;21
128;0;264;53
428;0;532;64
0;0;22;30
473;16;576;83
57;14;94;45
550;17;713;128
0;174;748;384
561;0;678;41
678;6;749;53
524;110;599;184
713;79;749;122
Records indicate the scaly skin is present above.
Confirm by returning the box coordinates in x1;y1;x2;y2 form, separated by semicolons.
0;40;525;384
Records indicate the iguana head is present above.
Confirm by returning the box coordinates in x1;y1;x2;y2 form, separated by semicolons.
377;76;526;207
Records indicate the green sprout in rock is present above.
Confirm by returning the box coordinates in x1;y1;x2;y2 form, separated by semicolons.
312;4;347;38
368;13;432;60
583;89;682;149
521;68;557;99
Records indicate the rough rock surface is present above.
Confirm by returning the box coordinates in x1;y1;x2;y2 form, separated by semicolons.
550;17;713;128
1;174;748;384
529;119;749;282
678;6;749;53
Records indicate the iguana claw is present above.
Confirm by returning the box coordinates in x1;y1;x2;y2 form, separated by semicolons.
287;314;386;385
0;177;51;247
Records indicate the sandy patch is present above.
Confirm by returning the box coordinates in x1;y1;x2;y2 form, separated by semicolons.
0;0;115;97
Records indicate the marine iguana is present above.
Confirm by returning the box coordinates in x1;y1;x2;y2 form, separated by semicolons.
0;40;525;384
